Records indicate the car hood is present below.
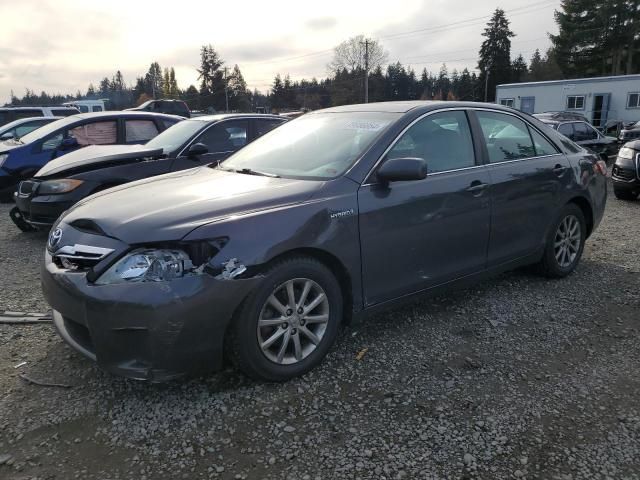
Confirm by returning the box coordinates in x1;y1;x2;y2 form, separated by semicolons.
0;139;26;154
62;167;324;244
36;144;163;178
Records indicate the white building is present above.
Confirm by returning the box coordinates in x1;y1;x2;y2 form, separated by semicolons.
495;74;640;128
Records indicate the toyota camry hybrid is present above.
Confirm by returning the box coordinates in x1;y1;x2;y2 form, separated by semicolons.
42;101;607;382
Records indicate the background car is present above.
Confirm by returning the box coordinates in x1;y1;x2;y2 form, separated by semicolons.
11;114;286;230
0;106;79;127
0;117;61;141
0;111;183;200
534;113;619;159
41;101;607;382
611;140;640;200
127;99;191;118
619;121;640;142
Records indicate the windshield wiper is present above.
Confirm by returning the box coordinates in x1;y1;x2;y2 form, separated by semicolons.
220;166;280;178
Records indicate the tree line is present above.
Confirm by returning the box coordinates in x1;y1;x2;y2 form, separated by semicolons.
6;0;638;110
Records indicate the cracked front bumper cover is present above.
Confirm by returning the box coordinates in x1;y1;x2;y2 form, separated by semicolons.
42;252;260;381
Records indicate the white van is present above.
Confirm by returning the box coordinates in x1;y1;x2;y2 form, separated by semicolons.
62;100;107;113
0;106;79;128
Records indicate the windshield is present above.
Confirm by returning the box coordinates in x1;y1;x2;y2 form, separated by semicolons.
19;115;81;143
222;112;399;179
144;119;205;152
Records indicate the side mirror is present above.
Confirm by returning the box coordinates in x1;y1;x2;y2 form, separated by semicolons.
0;132;13;140
187;142;208;157
59;137;79;150
377;157;428;183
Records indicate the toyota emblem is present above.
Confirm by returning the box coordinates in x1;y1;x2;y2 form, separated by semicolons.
48;227;63;250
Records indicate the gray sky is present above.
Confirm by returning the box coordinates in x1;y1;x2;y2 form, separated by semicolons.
0;0;561;103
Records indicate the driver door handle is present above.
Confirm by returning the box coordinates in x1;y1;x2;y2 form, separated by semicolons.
466;181;489;195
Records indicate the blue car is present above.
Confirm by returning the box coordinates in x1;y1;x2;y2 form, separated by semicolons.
0;111;184;199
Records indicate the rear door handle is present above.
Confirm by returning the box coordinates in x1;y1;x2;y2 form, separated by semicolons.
466;181;489;195
553;164;568;175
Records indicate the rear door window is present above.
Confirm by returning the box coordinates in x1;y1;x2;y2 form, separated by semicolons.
476;111;536;162
70;121;117;145
125;119;159;143
254;119;285;139
529;129;559;156
194;120;249;153
557;123;575;140
52;109;76;116
13;109;44;120
574;122;598;141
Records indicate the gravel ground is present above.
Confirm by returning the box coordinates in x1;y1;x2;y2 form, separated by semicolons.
0;182;639;480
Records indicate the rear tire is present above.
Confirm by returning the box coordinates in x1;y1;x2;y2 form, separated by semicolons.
613;188;638;201
227;256;342;382
537;203;586;278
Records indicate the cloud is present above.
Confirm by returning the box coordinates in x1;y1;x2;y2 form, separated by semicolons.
305;17;338;30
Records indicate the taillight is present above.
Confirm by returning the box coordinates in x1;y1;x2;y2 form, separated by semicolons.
594;160;608;176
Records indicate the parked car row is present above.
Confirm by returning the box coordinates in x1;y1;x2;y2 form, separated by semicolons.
36;101;608;382
11;114;285;230
0;111;183;202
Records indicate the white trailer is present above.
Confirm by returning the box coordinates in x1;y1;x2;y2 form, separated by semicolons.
496;74;640;129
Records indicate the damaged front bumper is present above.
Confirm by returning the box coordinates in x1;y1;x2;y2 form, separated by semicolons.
42;251;260;381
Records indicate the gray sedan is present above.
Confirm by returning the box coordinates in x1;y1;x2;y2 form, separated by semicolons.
41;101;607;382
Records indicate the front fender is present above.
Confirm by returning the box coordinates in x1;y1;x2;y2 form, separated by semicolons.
182;177;363;311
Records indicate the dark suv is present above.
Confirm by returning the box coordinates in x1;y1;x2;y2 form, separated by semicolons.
611;140;640;200
128;99;191;118
534;113;619;159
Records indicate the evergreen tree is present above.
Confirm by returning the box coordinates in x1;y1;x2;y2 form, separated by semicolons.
227;64;250;111
197;45;225;111
551;0;639;77
478;8;515;101
145;62;163;99
511;54;528;83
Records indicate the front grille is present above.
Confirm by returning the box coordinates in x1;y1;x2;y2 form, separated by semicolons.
612;165;637;181
621;131;640;140
52;244;114;271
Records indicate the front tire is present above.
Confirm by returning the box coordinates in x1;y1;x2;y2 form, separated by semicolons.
537;204;586;278
613;187;638;201
227;256;342;382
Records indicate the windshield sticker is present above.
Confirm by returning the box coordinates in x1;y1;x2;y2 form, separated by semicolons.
344;121;389;131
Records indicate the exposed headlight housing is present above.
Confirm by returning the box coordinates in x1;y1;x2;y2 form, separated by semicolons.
96;249;196;285
618;147;636;160
38;179;84;195
0;153;8;167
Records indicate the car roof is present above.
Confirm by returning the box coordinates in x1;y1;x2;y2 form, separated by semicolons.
316;100;521;114
0;106;77;111
71;111;184;120
186;113;285;122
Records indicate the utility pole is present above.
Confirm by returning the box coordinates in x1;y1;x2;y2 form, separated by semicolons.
224;67;229;113
363;39;370;103
484;63;491;103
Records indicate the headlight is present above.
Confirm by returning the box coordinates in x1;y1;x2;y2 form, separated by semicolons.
38;179;84;195
0;153;8;167
618;147;636;160
96;249;195;285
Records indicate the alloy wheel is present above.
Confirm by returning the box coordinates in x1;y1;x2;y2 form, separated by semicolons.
257;278;330;365
554;214;581;268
